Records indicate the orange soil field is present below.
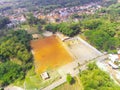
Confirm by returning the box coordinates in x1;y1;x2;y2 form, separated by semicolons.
30;35;73;74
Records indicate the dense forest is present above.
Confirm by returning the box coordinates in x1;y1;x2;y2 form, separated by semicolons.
82;3;120;53
0;30;33;87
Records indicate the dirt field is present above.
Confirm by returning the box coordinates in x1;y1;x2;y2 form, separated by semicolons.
30;35;73;74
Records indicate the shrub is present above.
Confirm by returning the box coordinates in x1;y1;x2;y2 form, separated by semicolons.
66;74;73;84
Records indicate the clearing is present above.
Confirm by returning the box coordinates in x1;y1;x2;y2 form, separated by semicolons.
30;35;73;74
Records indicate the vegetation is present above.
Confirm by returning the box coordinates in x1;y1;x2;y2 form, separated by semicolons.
0;16;10;36
80;62;120;90
83;19;120;53
26;14;46;34
0;2;120;88
0;30;33;87
44;23;57;33
45;10;120;52
0;16;10;29
27;14;46;26
54;77;82;90
66;74;73;85
24;67;60;90
45;22;81;37
0;61;24;86
99;3;120;21
75;4;120;53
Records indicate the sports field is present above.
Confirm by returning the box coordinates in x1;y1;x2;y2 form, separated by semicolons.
31;35;73;74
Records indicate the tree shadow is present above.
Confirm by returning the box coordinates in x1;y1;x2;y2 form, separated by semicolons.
70;78;76;85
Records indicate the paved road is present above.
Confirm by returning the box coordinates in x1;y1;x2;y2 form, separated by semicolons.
42;37;104;90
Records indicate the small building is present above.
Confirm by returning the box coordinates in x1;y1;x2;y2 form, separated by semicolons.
108;61;119;69
43;31;53;37
118;50;120;54
32;34;39;40
41;72;50;80
108;54;119;63
56;32;70;42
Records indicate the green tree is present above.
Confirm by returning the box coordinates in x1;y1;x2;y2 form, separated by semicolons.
0;16;10;29
0;61;24;86
45;24;57;33
85;30;110;50
80;62;120;90
82;19;102;30
66;74;73;84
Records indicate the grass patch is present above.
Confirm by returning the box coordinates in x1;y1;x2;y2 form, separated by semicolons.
12;67;60;90
24;67;61;90
12;79;24;88
53;77;83;90
11;58;22;65
19;24;39;34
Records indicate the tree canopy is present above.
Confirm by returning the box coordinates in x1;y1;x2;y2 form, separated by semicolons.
0;16;10;29
0;30;33;86
83;18;120;53
45;22;81;37
0;30;32;62
0;61;24;86
80;62;120;90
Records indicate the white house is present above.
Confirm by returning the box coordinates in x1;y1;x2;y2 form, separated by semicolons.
108;61;119;69
32;34;39;39
108;54;119;63
41;72;50;80
118;50;120;54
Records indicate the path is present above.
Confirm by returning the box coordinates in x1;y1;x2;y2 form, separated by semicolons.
76;76;84;90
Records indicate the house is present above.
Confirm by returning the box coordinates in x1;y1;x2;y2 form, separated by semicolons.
118;50;120;54
108;61;119;69
41;72;50;80
56;32;70;42
108;54;119;63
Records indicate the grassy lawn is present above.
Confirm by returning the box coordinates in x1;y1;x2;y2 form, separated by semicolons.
12;79;24;88
11;58;22;65
24;67;61;90
53;77;83;90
